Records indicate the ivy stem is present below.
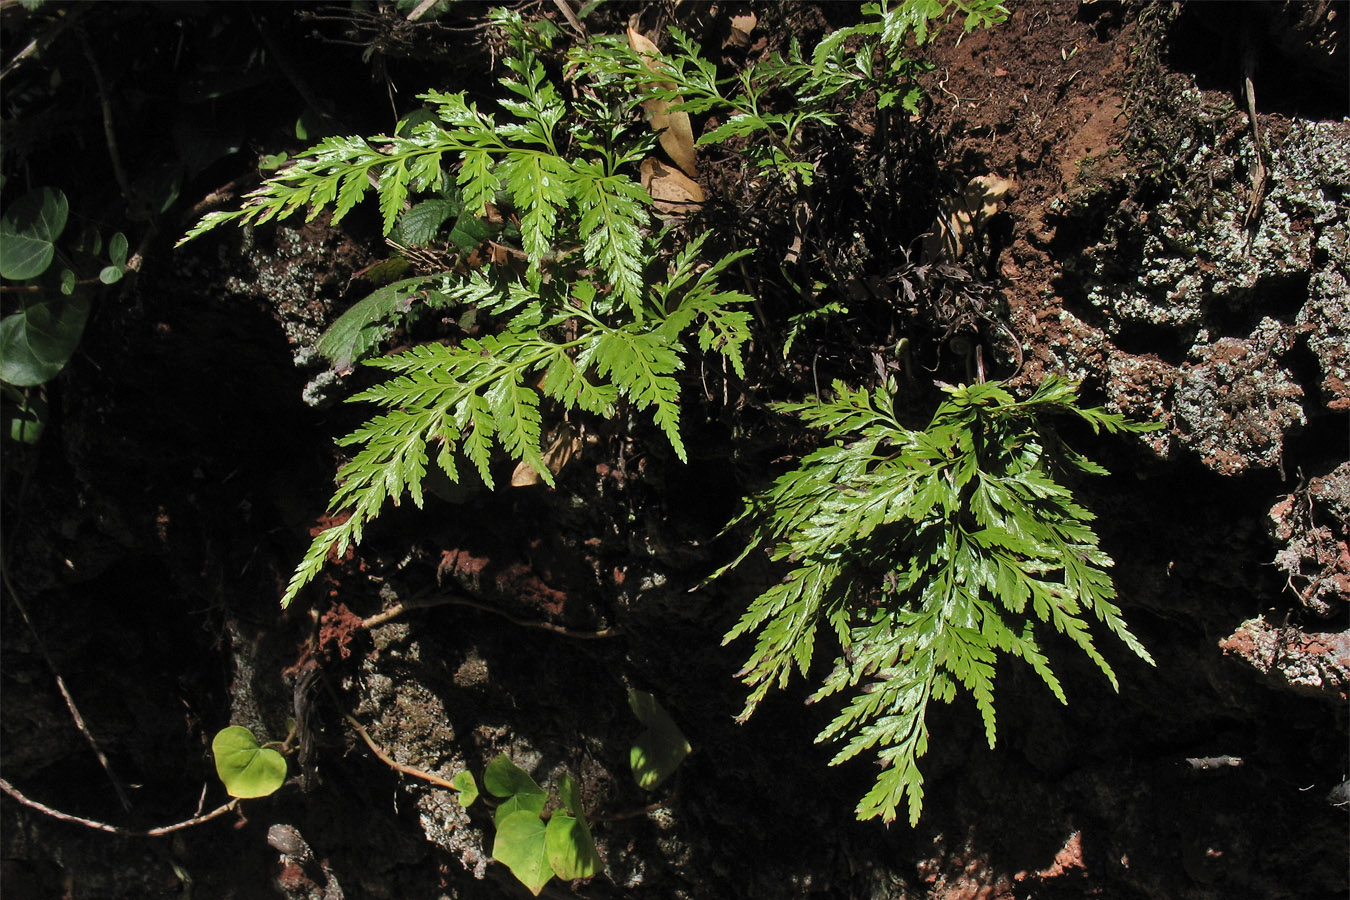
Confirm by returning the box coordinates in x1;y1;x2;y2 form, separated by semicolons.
343;714;463;791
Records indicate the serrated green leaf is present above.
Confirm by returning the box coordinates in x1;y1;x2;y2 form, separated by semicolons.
315;276;441;371
395;198;458;245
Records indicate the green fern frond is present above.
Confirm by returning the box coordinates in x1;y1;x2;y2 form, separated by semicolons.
724;375;1156;825
183;34;755;613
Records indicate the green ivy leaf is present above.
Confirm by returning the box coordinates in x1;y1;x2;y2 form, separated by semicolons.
0;292;91;386
628;688;691;790
453;770;479;807
5;390;47;444
484;754;546;798
493;810;552;895
0;187;69;280
546;774;602;879
484;754;547;825
545;814;601;881
211;726;287;799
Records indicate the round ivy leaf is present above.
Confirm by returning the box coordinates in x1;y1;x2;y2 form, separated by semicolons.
545;813;601;880
0;292;91;386
211;725;287;799
453;770;478;807
108;232;128;267
484;754;545;799
0;188;68;280
628;689;691;790
492;809;552;895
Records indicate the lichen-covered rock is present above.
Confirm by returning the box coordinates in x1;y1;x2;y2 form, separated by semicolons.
1053;77;1347;474
1171;317;1305;475
1298;264;1350;410
1219;616;1349;701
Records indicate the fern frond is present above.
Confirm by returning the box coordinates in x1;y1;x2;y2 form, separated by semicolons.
586;327;685;460
570;160;650;316
724;376;1157;824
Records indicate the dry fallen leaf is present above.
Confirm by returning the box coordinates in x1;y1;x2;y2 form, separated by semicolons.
725;13;757;48
640;158;705;215
627;19;699;178
922;174;1016;263
511;425;583;487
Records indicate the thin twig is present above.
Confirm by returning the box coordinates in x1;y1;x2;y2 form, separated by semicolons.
0;777;239;837
0;6;84;82
550;0;586;37
405;0;440;22
361;589;621;639
1;567;133;812
343;714;462;791
1241;46;1268;232
77;29;134;208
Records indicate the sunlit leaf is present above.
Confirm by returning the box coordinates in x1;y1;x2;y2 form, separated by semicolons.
628;688;691;789
492;810;552;895
211;725;287;799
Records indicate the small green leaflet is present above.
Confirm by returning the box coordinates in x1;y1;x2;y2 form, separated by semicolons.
211;726;287;799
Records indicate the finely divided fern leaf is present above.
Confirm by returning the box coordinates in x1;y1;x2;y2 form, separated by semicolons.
725;375;1157;825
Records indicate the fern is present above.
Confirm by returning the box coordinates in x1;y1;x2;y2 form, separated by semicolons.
573;0;1010;179
724;376;1156;825
179;44;651;314
179;26;755;607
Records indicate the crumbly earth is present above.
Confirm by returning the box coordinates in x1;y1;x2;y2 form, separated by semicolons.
2;4;1346;900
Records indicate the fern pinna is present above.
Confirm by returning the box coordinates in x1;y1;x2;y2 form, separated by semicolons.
724;376;1156;825
180;39;751;607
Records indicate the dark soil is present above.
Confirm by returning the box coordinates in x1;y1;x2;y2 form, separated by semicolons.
3;3;1346;900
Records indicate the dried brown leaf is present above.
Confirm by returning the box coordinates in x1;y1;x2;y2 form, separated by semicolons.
640;158;705;215
511;426;582;487
627;21;699;178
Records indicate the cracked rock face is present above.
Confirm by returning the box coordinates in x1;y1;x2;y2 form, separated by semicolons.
1054;78;1348;475
1171;317;1305;475
1220;617;1350;701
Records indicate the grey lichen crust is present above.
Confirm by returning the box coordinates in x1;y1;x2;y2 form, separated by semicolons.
1052;70;1349;474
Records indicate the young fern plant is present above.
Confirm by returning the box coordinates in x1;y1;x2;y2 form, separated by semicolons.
573;0;1010;184
180;37;752;607
724;376;1157;825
